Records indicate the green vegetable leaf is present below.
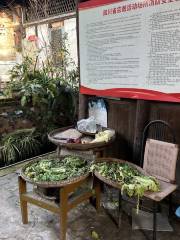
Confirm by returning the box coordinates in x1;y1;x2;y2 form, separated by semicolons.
21;95;27;106
91;231;100;240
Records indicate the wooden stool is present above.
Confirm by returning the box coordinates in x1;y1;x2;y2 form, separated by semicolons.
19;175;101;240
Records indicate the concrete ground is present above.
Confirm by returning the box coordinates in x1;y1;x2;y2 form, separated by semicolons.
0;172;180;240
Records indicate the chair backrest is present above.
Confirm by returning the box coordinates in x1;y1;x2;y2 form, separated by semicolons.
143;139;179;183
140;120;176;167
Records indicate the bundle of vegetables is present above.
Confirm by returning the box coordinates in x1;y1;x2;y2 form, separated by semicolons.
24;156;89;182
91;162;160;213
91;130;115;143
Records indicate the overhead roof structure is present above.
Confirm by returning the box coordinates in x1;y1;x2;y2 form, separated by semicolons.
0;0;24;9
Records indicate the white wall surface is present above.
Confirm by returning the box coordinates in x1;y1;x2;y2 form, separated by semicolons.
37;24;50;66
64;18;77;65
23;18;77;68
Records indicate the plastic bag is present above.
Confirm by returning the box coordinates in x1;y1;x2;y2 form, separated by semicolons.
89;99;107;127
77;116;97;133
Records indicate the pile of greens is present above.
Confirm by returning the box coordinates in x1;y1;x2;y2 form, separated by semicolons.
24;156;89;182
91;162;160;213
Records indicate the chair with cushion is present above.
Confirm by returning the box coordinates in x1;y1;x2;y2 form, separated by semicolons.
142;138;178;240
140;120;176;167
138;120;178;240
118;120;178;240
95;120;178;240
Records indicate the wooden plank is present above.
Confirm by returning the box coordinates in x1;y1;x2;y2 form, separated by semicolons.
67;191;93;210
21;192;60;214
60;187;68;240
19;176;28;224
78;94;88;120
106;98;136;160
133;100;150;164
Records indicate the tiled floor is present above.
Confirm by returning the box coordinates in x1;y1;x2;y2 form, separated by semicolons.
0;172;180;240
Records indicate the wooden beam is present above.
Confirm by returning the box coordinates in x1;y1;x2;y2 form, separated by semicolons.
23;12;76;26
133;100;150;164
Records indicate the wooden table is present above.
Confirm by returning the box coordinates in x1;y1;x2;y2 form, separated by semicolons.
48;126;115;158
19;174;101;240
18;126;115;240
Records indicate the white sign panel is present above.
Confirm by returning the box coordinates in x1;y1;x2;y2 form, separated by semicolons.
79;0;180;102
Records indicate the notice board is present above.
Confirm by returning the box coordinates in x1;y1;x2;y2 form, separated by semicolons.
79;0;180;102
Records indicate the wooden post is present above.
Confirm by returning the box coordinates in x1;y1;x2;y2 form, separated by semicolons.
18;176;28;224
76;0;89;120
60;187;68;240
133;100;150;164
78;93;88;120
94;177;101;212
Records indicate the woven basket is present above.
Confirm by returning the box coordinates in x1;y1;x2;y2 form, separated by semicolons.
48;126;115;150
94;158;147;189
21;155;90;188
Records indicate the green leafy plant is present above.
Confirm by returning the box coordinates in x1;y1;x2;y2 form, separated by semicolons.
91;231;100;240
4;57;35;97
91;162;160;213
5;35;79;133
24;156;89;182
1;128;42;165
2;34;79;165
18;72;77;133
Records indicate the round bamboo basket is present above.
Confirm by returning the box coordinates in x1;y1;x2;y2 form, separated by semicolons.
94;158;147;189
48;126;115;150
20;155;90;188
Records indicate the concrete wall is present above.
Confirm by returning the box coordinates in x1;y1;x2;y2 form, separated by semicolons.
0;9;77;88
22;26;38;61
24;17;77;67
64;18;77;65
37;24;50;66
0;9;22;88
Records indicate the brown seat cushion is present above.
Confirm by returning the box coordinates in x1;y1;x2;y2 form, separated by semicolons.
144;179;177;202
